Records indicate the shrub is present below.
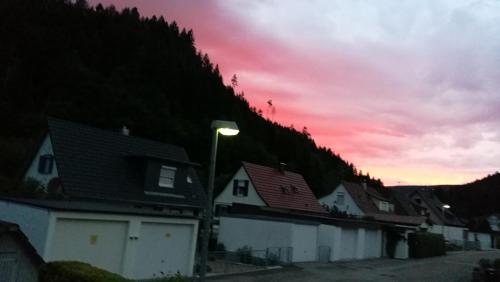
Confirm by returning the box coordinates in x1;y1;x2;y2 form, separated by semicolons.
408;232;445;258
236;246;253;264
150;272;191;282
39;261;130;282
494;259;500;270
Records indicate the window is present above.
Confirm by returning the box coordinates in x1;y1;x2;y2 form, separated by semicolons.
38;154;54;174
379;201;389;211
336;192;345;205
232;180;249;197
158;166;176;188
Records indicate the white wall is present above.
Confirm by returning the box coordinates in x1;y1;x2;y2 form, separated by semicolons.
24;135;59;188
0;201;50;256
364;229;382;258
340;228;357;260
218;216;293;252
468;232;493;250
214;167;266;208
429;225;467;242
393;230;411;259
319;184;364;216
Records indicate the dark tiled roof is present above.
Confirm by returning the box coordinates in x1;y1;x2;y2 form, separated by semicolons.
48;119;206;209
341;181;425;226
391;188;465;227
242;162;327;214
341;181;380;214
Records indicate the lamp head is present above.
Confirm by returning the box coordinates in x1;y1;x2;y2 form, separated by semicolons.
211;120;239;136
443;204;450;209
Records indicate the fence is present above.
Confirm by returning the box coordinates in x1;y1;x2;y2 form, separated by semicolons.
205;247;293;275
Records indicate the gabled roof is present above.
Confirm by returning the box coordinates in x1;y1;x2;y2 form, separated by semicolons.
0;220;44;266
241;162;327;214
340;181;381;214
338;181;425;226
46;119;206;208
391;188;465;227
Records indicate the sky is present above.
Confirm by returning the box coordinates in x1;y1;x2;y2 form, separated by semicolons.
90;0;500;186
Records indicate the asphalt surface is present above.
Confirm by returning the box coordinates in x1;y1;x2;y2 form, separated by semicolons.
208;250;500;282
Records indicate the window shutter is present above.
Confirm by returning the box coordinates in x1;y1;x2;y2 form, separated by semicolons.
47;156;54;173
38;156;46;173
233;180;238;195
243;180;249;196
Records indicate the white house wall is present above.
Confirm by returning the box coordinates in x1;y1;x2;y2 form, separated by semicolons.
0;200;50;256
218;216;293;252
214;167;266;207
319;184;364;216
44;211;199;279
24;135;59;188
468;232;493;250
429;225;467;243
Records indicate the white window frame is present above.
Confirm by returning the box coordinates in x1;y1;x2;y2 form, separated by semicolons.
158;165;176;188
379;201;389;211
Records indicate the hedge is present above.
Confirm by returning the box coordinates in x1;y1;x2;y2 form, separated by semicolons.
408;232;445;258
39;261;130;282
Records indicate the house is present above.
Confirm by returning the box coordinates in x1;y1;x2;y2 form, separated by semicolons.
391;187;468;246
319;181;426;259
0;220;44;282
214;162;329;262
0;119;207;279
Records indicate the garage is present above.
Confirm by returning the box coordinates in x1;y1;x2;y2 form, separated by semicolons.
134;222;194;279
291;224;317;262
340;228;357;259
364;229;381;258
50;218;128;274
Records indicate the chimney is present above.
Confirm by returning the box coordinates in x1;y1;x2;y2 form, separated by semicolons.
362;181;367;191
278;162;287;174
121;125;130;136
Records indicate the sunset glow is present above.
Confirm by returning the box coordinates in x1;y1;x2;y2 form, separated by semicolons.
91;0;500;185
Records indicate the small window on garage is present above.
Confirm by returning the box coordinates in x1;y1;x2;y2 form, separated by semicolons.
159;166;176;188
38;154;54;174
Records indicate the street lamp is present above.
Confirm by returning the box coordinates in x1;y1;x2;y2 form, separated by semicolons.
442;204;450;236
199;120;239;281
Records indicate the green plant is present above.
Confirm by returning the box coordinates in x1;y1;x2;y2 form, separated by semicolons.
236;246;253;264
39;261;131;282
150;272;190;282
408;232;445;258
215;242;226;252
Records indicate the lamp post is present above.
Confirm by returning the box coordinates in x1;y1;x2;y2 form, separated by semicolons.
199;120;239;281
442;204;450;237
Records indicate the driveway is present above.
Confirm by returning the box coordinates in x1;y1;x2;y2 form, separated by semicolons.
208;250;500;282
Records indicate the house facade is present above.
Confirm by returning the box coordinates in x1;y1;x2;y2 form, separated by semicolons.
319;181;425;260
0;119;206;279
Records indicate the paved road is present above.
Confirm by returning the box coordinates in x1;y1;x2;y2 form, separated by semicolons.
208;250;500;282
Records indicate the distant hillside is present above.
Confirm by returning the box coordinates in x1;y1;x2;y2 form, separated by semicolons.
0;0;382;197
390;173;500;219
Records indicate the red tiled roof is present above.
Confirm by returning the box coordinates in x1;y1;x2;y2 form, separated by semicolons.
242;162;328;214
367;213;426;226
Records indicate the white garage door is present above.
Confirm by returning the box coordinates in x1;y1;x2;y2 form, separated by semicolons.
291;224;317;262
340;228;357;260
134;222;193;279
364;229;381;258
50;219;128;274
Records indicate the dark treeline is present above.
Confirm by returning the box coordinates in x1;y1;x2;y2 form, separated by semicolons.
0;0;383;197
434;172;500;219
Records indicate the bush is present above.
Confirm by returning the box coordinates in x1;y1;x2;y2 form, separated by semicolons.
39;261;130;282
408;232;445;258
236;246;253;264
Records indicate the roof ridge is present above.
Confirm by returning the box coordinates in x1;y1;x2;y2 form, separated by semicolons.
48;118;187;152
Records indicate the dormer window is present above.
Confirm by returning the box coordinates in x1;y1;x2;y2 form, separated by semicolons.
158;166;176;188
38;154;54;174
232;180;249;197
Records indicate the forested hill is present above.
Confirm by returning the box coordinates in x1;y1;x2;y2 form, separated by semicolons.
0;0;382;197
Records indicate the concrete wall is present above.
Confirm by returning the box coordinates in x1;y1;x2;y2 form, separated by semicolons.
24;135;59;188
0;233;40;282
218;216;293;252
215;167;266;208
0;201;50;256
319;184;364;216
